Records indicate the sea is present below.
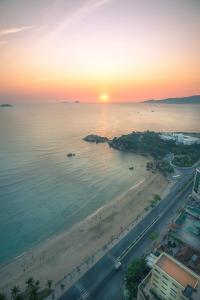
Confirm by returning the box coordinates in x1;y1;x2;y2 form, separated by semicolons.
0;103;199;264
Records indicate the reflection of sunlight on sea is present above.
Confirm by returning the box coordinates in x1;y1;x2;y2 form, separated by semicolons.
0;103;199;264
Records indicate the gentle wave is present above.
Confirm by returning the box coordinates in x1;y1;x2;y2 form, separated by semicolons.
0;103;199;263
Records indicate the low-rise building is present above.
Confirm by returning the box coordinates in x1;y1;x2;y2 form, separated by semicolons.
137;252;200;300
159;133;200;145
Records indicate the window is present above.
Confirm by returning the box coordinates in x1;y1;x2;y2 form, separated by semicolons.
154;268;160;274
162;275;168;280
172;282;178;288
170;291;177;298
153;278;159;284
161;290;166;295
171;288;177;294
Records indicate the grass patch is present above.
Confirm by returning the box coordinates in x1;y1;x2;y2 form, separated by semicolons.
149;231;159;240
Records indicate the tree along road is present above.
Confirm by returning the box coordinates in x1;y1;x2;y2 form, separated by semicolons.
60;168;195;300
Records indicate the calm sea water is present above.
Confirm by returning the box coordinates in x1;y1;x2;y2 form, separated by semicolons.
0;103;199;264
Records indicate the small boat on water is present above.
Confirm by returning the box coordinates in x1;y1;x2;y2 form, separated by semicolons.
129;166;134;170
67;153;76;157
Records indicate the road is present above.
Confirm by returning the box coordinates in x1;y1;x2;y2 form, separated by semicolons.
59;167;195;300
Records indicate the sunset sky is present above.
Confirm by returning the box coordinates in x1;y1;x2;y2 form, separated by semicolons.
0;0;199;103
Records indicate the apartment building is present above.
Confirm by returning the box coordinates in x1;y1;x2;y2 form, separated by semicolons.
137;252;200;300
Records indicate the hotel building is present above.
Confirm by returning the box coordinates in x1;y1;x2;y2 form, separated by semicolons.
137;252;200;300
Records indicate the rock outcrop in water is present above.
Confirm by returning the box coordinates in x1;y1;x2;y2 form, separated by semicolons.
67;153;76;157
83;134;109;143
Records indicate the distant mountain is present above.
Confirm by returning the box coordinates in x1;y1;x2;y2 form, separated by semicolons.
0;103;13;107
143;95;200;104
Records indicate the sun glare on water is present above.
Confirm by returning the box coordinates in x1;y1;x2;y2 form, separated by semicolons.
99;93;110;103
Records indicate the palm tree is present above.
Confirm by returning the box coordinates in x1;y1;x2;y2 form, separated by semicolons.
35;280;40;289
26;277;34;288
11;286;20;300
25;277;40;300
28;286;39;300
46;280;52;289
0;293;6;300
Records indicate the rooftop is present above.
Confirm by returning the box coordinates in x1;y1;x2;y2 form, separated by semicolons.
156;253;198;288
173;211;200;251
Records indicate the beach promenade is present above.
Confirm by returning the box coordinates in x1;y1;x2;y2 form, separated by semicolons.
56;167;194;300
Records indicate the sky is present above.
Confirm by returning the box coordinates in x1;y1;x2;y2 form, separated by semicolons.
0;0;199;103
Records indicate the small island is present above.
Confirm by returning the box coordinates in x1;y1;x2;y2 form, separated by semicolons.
83;134;109;143
0;104;13;107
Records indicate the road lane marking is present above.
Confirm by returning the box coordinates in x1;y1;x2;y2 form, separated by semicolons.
117;215;160;261
76;282;90;300
117;178;194;262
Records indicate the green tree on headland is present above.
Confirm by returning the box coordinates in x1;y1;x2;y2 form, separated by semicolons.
110;131;200;169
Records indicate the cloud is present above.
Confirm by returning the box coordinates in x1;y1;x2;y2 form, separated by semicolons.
47;0;114;37
0;26;32;36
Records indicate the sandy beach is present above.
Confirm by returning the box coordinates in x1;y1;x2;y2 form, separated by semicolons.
0;159;168;293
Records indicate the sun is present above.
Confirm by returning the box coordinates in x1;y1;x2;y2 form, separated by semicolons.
99;92;110;103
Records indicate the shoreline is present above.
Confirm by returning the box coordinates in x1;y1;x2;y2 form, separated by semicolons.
0;164;168;293
0;156;148;269
0;178;146;269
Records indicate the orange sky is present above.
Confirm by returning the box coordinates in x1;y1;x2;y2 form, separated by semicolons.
0;0;199;103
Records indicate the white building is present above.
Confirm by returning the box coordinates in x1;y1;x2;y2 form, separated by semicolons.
137;252;200;300
159;133;200;145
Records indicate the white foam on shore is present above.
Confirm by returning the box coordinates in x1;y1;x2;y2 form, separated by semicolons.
129;178;145;190
86;178;146;221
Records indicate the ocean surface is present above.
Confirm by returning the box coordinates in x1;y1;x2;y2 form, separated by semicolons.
0;103;199;264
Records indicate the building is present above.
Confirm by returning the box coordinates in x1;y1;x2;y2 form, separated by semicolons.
192;168;200;201
159;133;200;145
137;252;200;300
170;211;200;251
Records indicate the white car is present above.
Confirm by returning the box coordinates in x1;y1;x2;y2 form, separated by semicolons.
114;261;122;270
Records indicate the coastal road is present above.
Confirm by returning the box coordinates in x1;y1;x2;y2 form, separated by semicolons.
93;178;193;300
59;167;195;300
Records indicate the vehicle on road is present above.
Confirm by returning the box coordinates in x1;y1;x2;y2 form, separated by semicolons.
114;261;122;270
